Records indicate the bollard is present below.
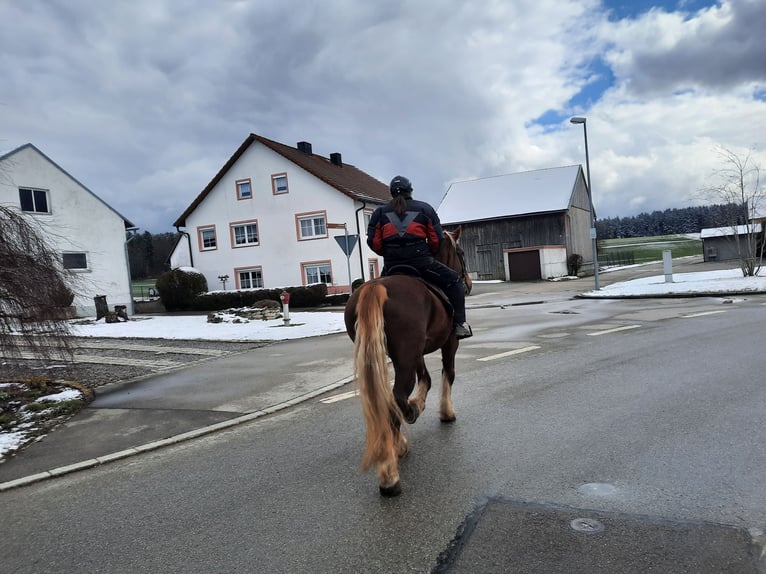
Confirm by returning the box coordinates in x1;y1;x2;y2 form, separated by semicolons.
663;250;673;283
279;291;291;326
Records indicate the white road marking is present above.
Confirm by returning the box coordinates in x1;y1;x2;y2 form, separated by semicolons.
320;390;359;404
681;310;727;318
587;325;641;336
477;345;541;362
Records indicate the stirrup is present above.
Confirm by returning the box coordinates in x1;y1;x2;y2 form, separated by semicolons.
454;322;473;339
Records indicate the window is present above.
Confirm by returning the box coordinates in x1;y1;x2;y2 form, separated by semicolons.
19;188;50;213
63;252;88;270
302;261;332;285
368;259;379;279
236;267;263;289
364;210;373;230
236;179;252;200
271;173;288;194
230;220;259;247
296;212;327;240
197;225;217;251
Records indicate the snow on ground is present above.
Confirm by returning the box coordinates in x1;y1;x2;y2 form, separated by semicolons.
68;311;347;341
583;268;766;297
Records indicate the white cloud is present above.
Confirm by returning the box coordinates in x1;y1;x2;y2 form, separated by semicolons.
0;0;763;231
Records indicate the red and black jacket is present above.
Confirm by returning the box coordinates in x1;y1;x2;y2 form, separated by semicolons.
367;199;443;264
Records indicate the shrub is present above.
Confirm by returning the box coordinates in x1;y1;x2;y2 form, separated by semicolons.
567;253;584;276
155;268;209;311
191;284;328;312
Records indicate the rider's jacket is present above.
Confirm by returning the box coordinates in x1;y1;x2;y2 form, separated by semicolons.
367;199;443;264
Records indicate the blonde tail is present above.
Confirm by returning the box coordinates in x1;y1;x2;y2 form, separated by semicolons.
353;282;402;470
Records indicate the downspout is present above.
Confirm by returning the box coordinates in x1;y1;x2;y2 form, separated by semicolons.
176;225;194;267
355;200;366;282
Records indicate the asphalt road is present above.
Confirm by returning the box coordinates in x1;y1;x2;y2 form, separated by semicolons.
2;277;765;572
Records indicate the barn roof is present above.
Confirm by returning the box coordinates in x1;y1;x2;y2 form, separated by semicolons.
700;223;762;238
437;165;583;225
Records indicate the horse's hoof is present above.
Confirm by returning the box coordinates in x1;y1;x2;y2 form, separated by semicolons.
440;414;457;423
379;481;402;497
405;404;420;424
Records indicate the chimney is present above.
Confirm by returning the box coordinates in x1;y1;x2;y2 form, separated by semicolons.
297;141;312;154
330;152;342;167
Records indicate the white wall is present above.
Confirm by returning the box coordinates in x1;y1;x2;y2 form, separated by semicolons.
0;146;132;317
539;246;568;278
180;141;382;293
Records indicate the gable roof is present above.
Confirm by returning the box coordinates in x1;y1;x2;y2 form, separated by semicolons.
437;165;584;225
173;134;390;227
0;143;135;228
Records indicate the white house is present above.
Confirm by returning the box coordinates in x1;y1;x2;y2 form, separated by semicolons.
171;134;390;294
0;144;135;317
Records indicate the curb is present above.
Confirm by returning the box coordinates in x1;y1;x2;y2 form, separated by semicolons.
0;374;355;492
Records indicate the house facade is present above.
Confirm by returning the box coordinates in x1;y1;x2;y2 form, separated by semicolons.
171;134;390;294
0;144;135;316
437;166;593;281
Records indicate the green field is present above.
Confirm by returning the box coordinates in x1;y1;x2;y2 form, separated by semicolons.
131;279;157;299
599;234;702;265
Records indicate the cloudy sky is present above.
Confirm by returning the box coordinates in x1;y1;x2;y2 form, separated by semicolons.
1;0;764;233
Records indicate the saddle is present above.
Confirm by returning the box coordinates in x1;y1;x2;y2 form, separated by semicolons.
383;265;454;316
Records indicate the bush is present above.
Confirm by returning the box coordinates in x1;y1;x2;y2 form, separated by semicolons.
567;253;583;276
191;283;328;312
155;268;208;311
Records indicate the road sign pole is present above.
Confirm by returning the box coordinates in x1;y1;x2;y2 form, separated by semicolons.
344;224;353;293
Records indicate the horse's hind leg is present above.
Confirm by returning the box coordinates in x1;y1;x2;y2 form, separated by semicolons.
439;337;459;423
408;358;431;420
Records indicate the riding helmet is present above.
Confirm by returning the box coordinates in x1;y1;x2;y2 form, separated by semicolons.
389;175;413;197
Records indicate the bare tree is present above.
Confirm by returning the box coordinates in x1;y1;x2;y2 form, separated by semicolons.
0;204;74;360
699;147;765;276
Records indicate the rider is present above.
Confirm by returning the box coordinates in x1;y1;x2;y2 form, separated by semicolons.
367;175;472;339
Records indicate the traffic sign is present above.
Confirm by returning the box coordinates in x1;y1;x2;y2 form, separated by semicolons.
334;234;358;256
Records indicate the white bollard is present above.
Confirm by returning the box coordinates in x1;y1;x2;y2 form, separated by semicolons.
663;250;673;283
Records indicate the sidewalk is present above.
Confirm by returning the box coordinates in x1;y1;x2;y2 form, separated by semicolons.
0;258;758;491
0;333;356;489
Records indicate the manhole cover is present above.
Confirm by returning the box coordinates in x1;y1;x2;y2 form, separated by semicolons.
570;517;605;533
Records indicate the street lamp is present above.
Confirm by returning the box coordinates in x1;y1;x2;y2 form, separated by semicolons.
570;116;600;290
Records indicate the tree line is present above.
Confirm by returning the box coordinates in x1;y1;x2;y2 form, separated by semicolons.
595;203;743;239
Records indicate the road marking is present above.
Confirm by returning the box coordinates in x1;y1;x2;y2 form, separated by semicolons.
587;325;641;336
681;310;727;318
320;390;359;404
477;345;540;362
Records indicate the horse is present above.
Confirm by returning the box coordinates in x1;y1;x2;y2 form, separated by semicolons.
344;226;467;497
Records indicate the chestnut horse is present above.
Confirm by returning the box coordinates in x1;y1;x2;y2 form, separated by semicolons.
344;226;466;496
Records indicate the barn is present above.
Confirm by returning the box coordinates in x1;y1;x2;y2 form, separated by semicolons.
700;224;763;262
437;165;594;281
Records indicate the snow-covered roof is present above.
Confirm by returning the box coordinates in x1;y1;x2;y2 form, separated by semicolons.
437;165;582;225
700;223;762;238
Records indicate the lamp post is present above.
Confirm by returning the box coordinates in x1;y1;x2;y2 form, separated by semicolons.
570;116;600;290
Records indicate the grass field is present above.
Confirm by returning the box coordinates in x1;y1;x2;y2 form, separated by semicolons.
599;234;702;265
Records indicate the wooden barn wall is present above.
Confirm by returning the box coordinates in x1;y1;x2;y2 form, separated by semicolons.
450;214;567;280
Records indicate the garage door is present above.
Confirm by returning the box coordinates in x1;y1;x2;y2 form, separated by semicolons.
507;250;541;281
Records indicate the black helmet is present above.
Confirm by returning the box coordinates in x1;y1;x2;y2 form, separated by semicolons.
389;175;412;197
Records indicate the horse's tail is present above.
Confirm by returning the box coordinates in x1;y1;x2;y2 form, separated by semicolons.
353;282;403;470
